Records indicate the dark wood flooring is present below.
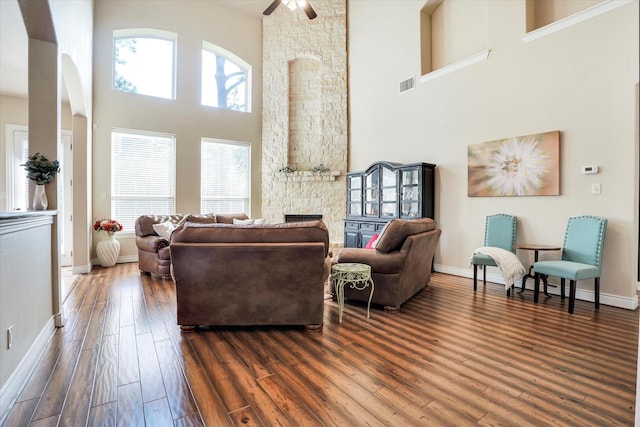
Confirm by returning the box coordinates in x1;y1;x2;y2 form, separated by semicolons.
1;262;637;426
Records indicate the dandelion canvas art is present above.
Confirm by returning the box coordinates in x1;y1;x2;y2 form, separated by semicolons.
468;131;560;197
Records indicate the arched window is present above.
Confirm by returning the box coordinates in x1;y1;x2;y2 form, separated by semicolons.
113;28;177;100
201;41;251;112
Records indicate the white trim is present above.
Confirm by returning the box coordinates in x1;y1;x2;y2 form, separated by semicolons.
91;254;138;266
434;264;639;310
523;0;634;43
72;264;92;275
0;317;56;425
4;124;28;212
420;50;490;84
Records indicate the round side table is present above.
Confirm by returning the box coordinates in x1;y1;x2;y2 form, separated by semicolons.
514;244;561;298
331;263;375;323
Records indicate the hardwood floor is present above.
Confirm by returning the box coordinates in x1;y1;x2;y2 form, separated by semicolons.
2;262;637;426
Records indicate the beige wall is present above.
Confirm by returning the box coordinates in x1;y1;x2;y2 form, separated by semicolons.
349;0;639;305
93;0;263;258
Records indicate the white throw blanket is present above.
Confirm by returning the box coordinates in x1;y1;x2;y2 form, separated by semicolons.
471;246;526;292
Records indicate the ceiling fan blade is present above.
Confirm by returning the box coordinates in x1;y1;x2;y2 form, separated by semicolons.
301;2;317;19
263;0;281;16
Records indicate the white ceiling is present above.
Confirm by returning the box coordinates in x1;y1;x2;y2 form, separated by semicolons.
0;0;269;99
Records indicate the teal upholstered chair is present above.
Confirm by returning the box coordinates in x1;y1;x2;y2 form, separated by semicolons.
533;216;607;314
471;214;518;295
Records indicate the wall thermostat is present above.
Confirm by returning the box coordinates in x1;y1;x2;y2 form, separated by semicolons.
582;165;599;175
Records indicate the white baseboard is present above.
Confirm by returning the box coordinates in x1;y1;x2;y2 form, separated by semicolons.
72;264;92;274
0;317;56;425
91;254;138;266
433;264;638;310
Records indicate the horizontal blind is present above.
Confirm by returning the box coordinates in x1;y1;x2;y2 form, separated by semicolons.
201;139;249;214
112;130;175;231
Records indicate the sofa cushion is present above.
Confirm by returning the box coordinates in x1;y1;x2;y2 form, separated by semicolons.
374;218;437;253
233;218;255;225
185;214;217;224
233;218;267;225
152;221;178;240
135;214;187;237
215;213;249;224
365;233;379;249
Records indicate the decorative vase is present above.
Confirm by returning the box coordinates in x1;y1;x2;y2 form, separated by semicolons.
96;234;120;267
33;184;48;210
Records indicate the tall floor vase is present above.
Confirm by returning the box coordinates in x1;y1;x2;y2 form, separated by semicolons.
33;184;48;210
96;234;120;267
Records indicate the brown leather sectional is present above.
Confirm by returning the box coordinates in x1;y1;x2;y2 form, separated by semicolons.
170;220;330;331
135;213;248;278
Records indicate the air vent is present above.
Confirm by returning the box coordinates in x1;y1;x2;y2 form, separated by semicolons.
399;76;415;93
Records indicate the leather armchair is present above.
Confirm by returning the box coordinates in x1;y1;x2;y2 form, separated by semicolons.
334;218;441;312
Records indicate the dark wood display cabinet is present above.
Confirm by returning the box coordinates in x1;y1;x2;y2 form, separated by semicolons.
344;161;436;248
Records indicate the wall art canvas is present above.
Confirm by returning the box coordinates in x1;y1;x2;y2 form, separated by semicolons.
468;130;560;197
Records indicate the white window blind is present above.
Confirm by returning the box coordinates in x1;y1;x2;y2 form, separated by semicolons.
201;139;250;214
112;130;175;231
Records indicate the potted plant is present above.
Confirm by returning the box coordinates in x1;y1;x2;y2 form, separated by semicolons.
20;152;60;210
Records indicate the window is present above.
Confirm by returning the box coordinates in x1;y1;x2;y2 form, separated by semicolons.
5;125;29;211
201;41;251;112
113;29;176;99
201;139;250;214
111;129;176;232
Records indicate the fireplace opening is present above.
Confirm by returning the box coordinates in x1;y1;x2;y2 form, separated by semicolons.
285;214;323;223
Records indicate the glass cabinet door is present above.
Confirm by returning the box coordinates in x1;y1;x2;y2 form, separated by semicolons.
364;168;379;216
347;175;362;217
380;166;397;218
400;168;420;218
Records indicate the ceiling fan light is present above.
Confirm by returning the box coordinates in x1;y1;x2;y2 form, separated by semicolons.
296;0;307;7
286;0;297;11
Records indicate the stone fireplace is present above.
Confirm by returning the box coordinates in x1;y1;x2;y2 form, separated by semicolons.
284;214;323;223
261;0;347;251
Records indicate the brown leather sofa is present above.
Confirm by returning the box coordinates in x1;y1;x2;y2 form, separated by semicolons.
170;220;330;331
333;218;441;312
135;213;248;278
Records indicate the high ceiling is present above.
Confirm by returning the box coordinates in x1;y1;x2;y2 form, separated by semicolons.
0;0;268;99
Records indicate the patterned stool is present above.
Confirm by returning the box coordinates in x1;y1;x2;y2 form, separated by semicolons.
331;263;375;323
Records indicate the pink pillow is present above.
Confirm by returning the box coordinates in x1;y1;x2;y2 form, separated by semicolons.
365;233;379;249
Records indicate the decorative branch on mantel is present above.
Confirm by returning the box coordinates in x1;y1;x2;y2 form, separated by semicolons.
276;169;342;182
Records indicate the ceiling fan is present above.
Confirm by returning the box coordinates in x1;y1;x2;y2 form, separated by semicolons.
263;0;317;20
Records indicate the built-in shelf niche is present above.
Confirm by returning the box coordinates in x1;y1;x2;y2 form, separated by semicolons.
420;0;489;77
526;0;603;33
288;57;321;170
523;0;633;43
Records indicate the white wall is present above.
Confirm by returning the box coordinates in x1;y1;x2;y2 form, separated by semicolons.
349;0;640;305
